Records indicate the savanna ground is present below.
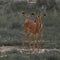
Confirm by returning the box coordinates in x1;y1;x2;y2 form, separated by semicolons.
0;0;60;60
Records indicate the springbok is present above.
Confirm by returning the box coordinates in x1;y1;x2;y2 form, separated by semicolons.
22;12;46;49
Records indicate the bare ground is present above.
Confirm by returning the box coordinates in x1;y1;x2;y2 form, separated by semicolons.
0;46;60;54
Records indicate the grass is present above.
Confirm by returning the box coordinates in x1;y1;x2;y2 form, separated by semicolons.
0;1;60;60
0;1;60;48
0;50;60;60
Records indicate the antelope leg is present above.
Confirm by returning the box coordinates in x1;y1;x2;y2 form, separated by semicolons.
28;33;32;49
22;32;26;49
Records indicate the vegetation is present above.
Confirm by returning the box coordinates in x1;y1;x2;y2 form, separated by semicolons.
0;0;60;60
0;0;60;48
0;50;60;60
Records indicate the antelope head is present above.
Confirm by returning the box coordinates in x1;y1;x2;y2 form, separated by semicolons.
22;12;30;18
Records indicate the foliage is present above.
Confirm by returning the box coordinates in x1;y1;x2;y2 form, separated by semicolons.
0;50;60;60
0;0;60;48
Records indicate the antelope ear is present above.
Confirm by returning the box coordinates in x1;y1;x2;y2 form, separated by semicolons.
38;16;40;17
22;12;25;14
31;13;35;15
44;14;46;16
